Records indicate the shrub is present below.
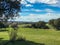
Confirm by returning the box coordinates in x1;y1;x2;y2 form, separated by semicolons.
0;22;9;28
10;23;18;42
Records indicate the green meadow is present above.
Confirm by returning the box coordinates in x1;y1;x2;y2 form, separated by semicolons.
0;26;60;45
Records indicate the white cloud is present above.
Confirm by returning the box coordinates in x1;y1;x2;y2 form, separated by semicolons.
21;0;60;7
22;8;42;12
26;4;33;7
21;0;27;4
27;0;58;4
27;0;36;3
12;13;60;22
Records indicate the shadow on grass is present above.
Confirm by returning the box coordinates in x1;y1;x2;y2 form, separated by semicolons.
0;30;8;32
0;28;8;32
0;38;45;45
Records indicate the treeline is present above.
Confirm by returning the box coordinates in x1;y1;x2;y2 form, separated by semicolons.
25;18;60;30
31;21;49;29
0;18;60;30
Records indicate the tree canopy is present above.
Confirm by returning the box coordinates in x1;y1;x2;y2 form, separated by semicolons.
0;0;21;21
49;18;60;30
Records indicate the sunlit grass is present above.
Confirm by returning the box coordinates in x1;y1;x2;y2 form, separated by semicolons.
0;27;60;45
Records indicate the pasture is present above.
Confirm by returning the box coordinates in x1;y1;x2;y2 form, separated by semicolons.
0;26;60;45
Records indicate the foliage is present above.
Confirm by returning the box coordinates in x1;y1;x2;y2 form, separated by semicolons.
10;22;19;41
0;0;21;27
49;18;60;30
0;0;20;21
0;0;21;42
48;19;55;26
31;21;49;29
0;21;9;28
9;29;17;42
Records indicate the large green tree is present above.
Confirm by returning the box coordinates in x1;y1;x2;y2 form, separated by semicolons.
0;0;21;21
0;0;21;41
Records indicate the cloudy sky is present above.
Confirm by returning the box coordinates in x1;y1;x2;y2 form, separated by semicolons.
14;0;60;22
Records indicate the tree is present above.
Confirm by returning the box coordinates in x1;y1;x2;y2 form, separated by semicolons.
32;21;49;29
0;0;21;21
48;19;55;26
0;0;21;41
49;18;60;30
54;18;60;30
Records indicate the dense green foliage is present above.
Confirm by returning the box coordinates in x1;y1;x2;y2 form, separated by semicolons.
49;18;60;30
0;0;21;42
0;0;20;21
0;21;9;28
31;21;49;29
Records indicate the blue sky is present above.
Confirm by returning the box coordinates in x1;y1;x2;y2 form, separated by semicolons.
13;0;60;22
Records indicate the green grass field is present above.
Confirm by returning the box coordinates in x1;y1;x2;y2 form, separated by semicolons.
0;27;60;45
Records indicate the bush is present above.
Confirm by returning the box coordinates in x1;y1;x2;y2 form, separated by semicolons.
10;23;18;42
0;22;9;28
10;29;17;42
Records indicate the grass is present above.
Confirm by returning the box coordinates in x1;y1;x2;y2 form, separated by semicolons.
18;28;60;45
0;27;60;45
